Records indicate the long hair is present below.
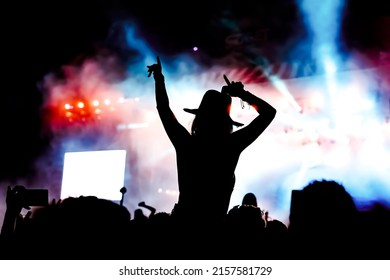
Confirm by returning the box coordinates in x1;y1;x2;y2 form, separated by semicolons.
189;90;234;137
190;112;233;136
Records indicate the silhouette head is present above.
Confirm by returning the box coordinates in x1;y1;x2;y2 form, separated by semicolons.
242;192;258;207
184;90;243;136
134;208;147;221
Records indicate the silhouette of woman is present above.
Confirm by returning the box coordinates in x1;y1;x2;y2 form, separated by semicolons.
147;56;276;226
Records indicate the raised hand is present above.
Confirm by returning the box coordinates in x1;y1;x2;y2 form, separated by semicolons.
1;186;30;239
14;210;32;234
138;201;146;207
120;187;127;207
137;201;156;217
222;81;245;97
50;198;62;206
221;75;245;96
6;185;31;214
147;56;162;78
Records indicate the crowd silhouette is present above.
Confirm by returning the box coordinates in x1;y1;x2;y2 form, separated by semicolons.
1;180;389;260
1;56;389;260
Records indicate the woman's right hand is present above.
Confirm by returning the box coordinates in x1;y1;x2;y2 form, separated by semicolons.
147;56;162;78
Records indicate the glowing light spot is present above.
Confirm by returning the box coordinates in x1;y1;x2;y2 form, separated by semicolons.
77;102;84;109
104;99;110;105
324;57;337;74
193;46;198;52
92;100;99;107
64;104;71;110
95;108;101;114
65;112;72;117
158;188;162;193
126;123;149;129
118;97;125;103
134;97;140;102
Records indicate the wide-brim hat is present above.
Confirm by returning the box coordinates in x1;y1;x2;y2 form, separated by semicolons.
183;90;244;127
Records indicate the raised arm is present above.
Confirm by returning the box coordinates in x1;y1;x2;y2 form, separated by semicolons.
138;201;156;218
0;186;30;242
147;56;189;145
222;79;277;150
147;56;169;111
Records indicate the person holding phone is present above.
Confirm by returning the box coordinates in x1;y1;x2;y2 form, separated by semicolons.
147;56;277;227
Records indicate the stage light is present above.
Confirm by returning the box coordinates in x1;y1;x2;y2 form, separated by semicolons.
92;100;99;107
77;101;85;109
269;76;302;112
104;99;110;105
64;104;72;110
324;57;337;74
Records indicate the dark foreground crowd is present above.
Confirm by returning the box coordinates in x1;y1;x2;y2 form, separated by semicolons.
1;179;389;260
